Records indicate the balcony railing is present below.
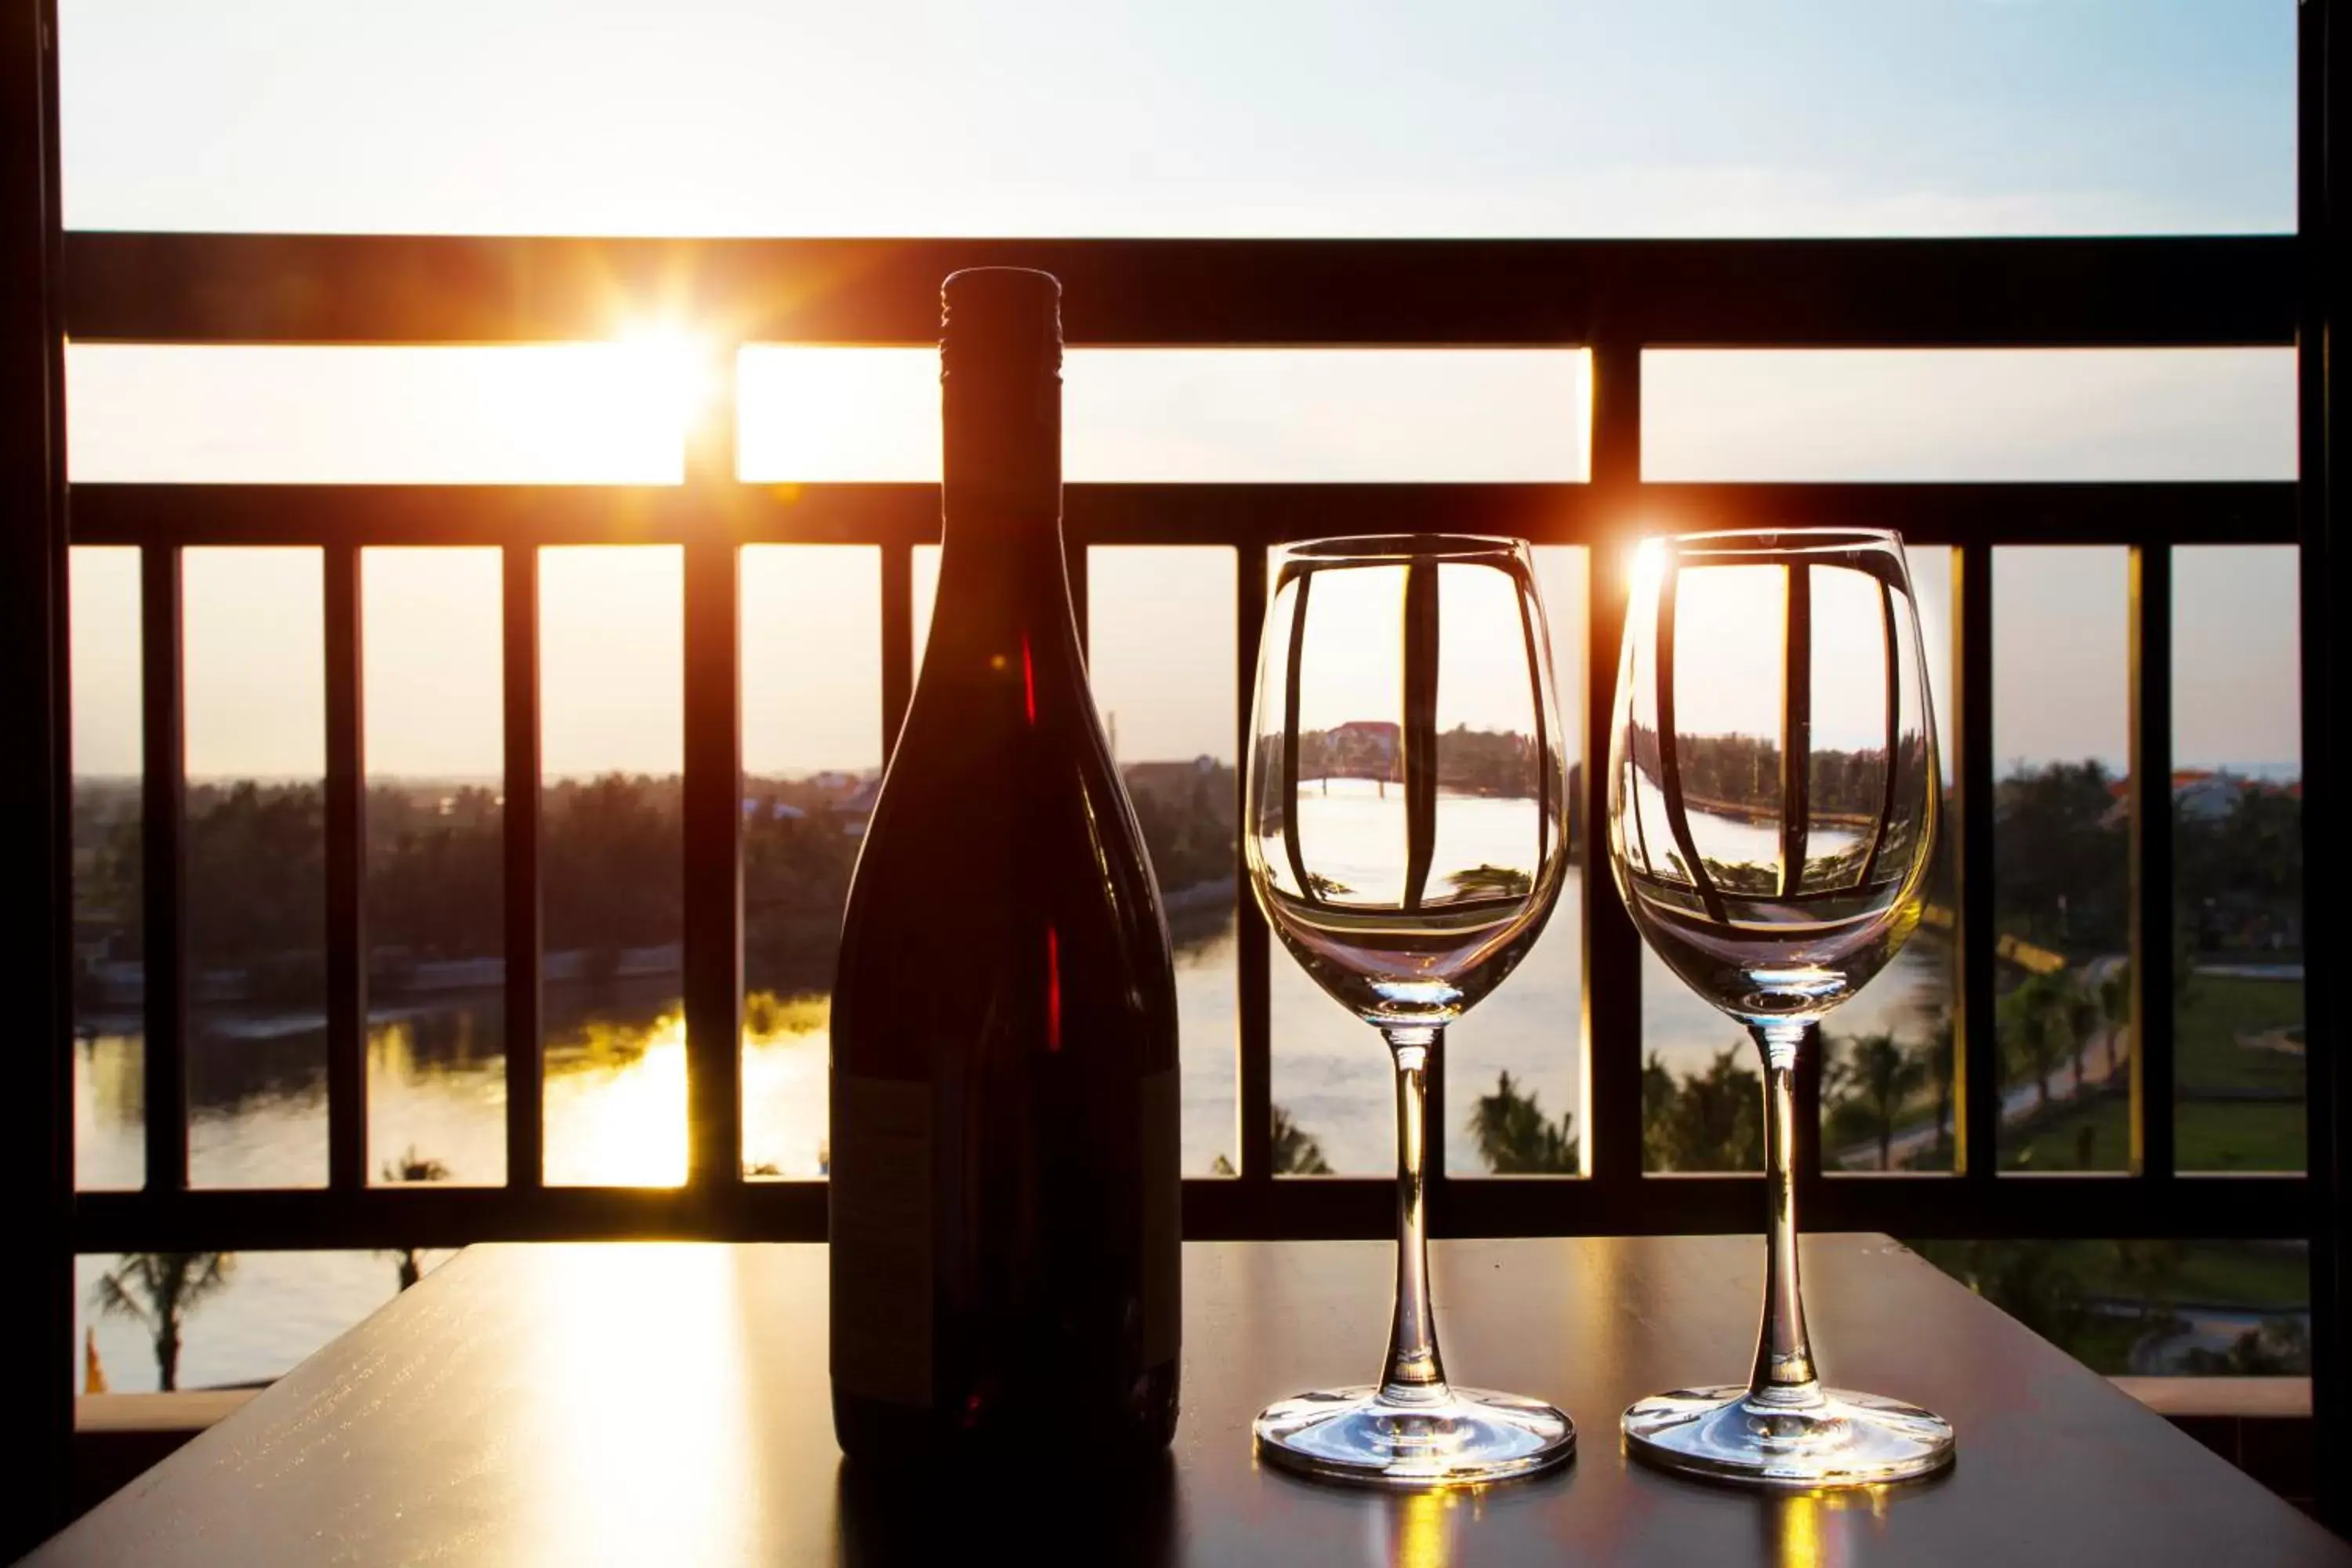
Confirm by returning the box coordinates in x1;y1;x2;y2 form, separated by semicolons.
53;230;2307;1254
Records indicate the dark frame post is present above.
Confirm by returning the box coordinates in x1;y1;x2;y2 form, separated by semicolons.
2300;0;2346;1527
0;0;73;1551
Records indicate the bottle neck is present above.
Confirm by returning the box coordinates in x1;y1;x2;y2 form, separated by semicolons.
933;504;1076;645
932;347;1073;661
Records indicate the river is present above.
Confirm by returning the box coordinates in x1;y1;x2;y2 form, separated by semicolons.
74;855;1951;1390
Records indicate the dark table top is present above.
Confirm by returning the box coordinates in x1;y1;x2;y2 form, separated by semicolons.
31;1236;2346;1565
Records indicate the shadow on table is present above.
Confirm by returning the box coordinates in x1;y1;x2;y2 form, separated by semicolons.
834;1452;1178;1566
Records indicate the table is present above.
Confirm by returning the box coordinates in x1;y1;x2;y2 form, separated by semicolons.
31;1236;2347;1565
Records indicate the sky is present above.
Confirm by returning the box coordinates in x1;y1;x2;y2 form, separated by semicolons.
56;0;2304;781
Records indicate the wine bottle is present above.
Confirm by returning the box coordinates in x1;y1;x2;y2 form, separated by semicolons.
829;267;1182;1465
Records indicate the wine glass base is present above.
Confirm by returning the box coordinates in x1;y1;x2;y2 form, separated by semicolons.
1254;1385;1575;1490
1622;1385;1953;1490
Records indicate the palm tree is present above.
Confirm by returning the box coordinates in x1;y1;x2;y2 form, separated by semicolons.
1838;1033;1928;1171
379;1145;452;1292
1920;1008;1958;1160
1210;1104;1334;1175
2000;973;2068;1112
1468;1070;1578;1174
90;1253;235;1391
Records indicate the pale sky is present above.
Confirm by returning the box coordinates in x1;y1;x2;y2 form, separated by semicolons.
57;0;2303;781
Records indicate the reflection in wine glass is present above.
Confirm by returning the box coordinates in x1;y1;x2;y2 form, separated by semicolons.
1609;528;1952;1487
1244;535;1575;1488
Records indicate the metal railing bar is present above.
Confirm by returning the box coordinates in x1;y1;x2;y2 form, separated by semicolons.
1779;564;1813;898
61;234;2298;348
500;543;544;1193
67;1171;2310;1253
1584;338;1646;1187
1651;566;1729;925
1234;546;1275;1185
681;536;744;1190
2131;545;2180;1179
321;541;368;1192
66;481;2302;551
138;543;190;1196
1955;544;1999;1181
2293;0;2341;1516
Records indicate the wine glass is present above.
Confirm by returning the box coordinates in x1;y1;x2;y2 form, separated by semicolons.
1243;534;1576;1488
1607;527;1952;1487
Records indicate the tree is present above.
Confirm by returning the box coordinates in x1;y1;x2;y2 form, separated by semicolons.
379;1145;452;1292
1832;1033;1926;1172
1910;1240;2090;1348
1468;1070;1578;1174
1991;760;2129;957
1211;1104;1334;1176
91;1253;236;1392
2000;972;2071;1112
1918;1007;1957;1160
1644;1047;1764;1173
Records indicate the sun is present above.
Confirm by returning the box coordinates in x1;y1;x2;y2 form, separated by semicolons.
612;320;719;448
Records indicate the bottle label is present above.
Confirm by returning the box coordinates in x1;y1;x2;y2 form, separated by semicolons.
1142;1066;1181;1368
829;1073;933;1407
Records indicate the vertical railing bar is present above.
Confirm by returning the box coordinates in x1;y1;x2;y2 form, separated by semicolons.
2130;544;2178;1180
140;543;191;1196
1399;560;1443;1176
2294;0;2342;1519
1585;337;1646;1187
683;350;744;1192
1954;543;1998;1181
881;542;914;758
682;536;744;1191
1853;580;1901;890
322;541;368;1192
1652;564;1730;926
501;544;544;1193
1779;564;1813;899
1234;545;1275;1188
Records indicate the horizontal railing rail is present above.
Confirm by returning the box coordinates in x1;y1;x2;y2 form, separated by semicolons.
57;230;2314;1263
63;234;2297;347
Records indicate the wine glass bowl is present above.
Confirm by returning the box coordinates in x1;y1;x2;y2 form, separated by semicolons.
1243;534;1576;1489
1607;527;1954;1488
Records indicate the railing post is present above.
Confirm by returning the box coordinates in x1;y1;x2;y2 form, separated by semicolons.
1585;336;1646;1188
682;343;744;1193
0;0;72;1549
1233;546;1275;1187
502;545;544;1192
1952;544;1998;1181
2129;546;2177;1181
2296;0;2344;1524
141;545;190;1195
324;541;369;1192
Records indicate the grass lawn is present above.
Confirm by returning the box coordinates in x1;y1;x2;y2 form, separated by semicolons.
2070;1240;2310;1308
1995;973;2304;1172
2002;1095;2304;1173
2177;973;2305;1096
1907;1239;2308;1374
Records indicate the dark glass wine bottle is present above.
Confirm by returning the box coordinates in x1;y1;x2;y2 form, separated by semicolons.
829;267;1181;1465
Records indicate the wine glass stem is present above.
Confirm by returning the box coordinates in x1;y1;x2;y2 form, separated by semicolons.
1378;1025;1451;1407
1748;1020;1823;1409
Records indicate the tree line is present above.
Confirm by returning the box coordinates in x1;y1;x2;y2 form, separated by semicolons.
73;762;1241;1002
